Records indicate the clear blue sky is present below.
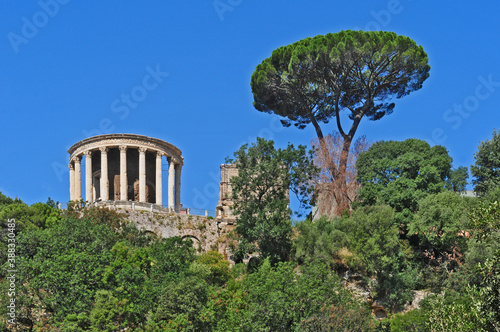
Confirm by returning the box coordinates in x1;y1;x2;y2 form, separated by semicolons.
1;1;499;212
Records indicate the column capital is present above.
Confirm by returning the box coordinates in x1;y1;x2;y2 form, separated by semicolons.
72;155;82;163
156;151;164;158
138;147;147;154
69;162;75;170
83;150;92;157
99;147;108;153
119;145;128;152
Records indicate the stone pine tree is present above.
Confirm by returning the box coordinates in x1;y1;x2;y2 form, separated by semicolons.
251;30;430;215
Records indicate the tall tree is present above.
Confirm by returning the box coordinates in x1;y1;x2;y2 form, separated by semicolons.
471;129;500;196
227;138;317;265
251;30;430;214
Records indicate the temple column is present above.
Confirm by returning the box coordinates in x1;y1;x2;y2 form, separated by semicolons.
119;145;128;201
100;147;109;201
74;156;82;201
168;158;175;210
156;152;163;205
84;150;93;202
139;147;146;203
69;162;75;201
175;163;182;212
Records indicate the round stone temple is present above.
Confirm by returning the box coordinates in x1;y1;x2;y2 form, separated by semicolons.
68;134;183;211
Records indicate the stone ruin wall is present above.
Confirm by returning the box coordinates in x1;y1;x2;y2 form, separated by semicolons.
120;206;236;261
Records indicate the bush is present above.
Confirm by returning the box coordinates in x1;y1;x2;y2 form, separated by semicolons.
299;304;375;331
194;251;232;286
89;290;121;332
424;288;485;332
388;309;429;332
153;276;208;330
294;216;349;269
239;258;359;331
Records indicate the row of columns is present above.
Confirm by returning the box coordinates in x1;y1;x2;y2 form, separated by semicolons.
69;146;182;211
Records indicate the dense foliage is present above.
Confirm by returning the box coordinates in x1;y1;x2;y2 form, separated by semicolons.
0;198;370;331
356;139;453;211
471;129;500;196
1;128;500;331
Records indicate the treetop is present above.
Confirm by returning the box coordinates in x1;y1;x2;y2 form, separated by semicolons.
251;30;430;137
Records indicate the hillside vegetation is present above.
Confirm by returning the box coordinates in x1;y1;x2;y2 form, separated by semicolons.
1;132;499;331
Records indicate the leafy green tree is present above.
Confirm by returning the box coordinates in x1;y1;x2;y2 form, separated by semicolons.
294;216;349;269
471;129;500;196
251;30;430;214
153;276;208;331
295;206;416;309
101;241;152;326
199;280;248;332
0;199;61;232
338;206;416;308
338;206;400;275
469;199;500;242
0;191;22;209
409;192;481;291
191;250;232;287
89;290;121;332
477;250;500;331
227;137;317;265
101;236;197;328
468;200;500;331
356;139;453;221
445;166;469;193
239;259;361;331
5;210;121;327
410;192;476;256
424;288;486;332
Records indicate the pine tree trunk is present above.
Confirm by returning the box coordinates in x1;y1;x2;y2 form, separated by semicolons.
334;136;352;216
